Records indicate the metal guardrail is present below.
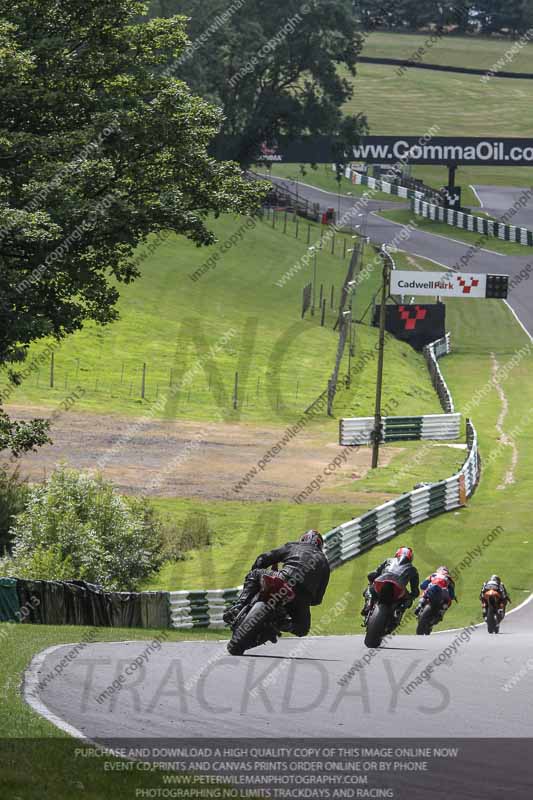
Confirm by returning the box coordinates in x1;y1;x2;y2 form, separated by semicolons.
412;197;533;246
349;169;443;206
324;419;479;570
340;412;461;445
424;333;454;413
170;587;241;630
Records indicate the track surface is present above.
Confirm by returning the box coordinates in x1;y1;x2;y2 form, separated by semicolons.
473;184;533;228
269;177;533;337
25;596;533;741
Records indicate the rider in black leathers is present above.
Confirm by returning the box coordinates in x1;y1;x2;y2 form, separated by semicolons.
223;530;330;636
480;574;511;620
361;546;419;623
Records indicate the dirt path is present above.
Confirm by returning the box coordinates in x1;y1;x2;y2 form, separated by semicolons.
6;404;396;504
491;354;518;489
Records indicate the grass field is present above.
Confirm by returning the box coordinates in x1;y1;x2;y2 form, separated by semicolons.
264;163;396;201
345;62;533;138
376;207;533;254
361;32;533;73
1;212;442;425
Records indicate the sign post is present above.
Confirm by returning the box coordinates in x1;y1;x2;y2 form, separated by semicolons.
371;267;508;469
372;251;391;469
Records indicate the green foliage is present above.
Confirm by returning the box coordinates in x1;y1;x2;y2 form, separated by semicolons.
0;467;29;554
1;467;164;589
354;0;532;35
0;543;78;582
155;0;368;165
0;0;264;454
160;510;212;561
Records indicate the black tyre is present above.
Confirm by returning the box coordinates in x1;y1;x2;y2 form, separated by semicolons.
486;605;498;634
364;603;391;649
227;601;273;656
416;605;434;636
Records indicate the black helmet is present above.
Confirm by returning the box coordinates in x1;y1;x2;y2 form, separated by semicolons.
300;530;324;550
490;575;501;583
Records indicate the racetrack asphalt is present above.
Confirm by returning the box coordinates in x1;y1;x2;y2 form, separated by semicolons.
24;594;533;741
267;177;533;339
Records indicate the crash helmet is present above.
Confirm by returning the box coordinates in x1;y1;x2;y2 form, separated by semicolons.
300;530;324;550
395;546;414;563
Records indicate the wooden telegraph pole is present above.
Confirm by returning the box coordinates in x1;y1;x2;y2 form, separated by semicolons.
371;249;391;469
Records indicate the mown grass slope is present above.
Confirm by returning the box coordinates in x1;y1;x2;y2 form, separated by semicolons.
2;213;440;424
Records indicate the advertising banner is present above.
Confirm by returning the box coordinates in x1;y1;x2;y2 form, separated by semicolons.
390;270;488;298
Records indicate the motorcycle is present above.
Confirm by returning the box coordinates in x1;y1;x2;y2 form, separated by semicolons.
416;585;451;635
364;578;408;648
482;588;504;634
227;571;295;656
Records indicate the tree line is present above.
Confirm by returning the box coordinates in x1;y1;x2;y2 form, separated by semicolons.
353;1;532;37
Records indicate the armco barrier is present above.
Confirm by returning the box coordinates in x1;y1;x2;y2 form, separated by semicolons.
324;419;479;570
340;333;457;443
348;169;442;205
412;197;533;247
170;587;240;629
340;413;461;445
424;333;454;413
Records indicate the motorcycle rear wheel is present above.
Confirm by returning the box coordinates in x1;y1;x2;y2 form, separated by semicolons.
416;605;434;635
486;605;498;634
227;601;274;655
364;603;391;648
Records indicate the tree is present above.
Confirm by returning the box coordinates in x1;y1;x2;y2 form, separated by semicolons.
0;0;264;455
154;0;368;165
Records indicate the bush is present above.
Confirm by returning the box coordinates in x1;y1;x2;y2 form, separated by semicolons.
160;511;212;562
0;467;29;556
1;467;164;590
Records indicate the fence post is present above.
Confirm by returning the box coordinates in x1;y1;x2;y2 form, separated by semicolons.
233;371;239;410
331;235;335;255
295;216;299;238
283;211;287;233
50;352;55;388
330;285;334;309
272;211;276;228
321;298;326;326
141;362;146;399
343;239;347;259
307;224;311;244
319;283;323;307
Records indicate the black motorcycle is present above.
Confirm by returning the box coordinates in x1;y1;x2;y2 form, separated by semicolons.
416;595;449;635
364;578;409;648
227;572;295;656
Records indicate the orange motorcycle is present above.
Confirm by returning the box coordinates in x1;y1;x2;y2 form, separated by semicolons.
482;588;504;634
